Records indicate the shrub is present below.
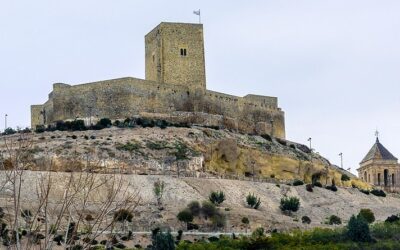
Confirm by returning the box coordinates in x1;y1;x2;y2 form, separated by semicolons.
246;194;261;209
280;197;300;213
209;191;225;206
293;180;304;186
35;125;46;133
71;135;77;140
153;179;165;206
3;128;16;135
346;215;372;242
371;189;386;197
302;216;311;224
152;231;175;250
306;184;313;192
201;201;217;219
328;215;342;225
358;209;375;224
211;213;226;229
341;174;351;181
177;230;183;241
242;217;250;225
385;215;400;223
359;189;370;195
252;227;265;238
187;201;201;216
325;185;338;192
313;182;322;188
187;223;199;230
70;120;86;131
177;209;194;228
113;209;133;223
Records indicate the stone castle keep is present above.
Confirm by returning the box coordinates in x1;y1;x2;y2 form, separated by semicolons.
31;22;285;139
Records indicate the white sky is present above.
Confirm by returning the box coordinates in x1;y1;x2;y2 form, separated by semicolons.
1;1;400;174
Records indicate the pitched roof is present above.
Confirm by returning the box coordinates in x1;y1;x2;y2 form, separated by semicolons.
360;138;398;164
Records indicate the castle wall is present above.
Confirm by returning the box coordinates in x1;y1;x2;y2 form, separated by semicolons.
31;77;285;139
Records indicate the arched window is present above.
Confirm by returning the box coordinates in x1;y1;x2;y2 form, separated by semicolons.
368;174;371;183
364;172;367;182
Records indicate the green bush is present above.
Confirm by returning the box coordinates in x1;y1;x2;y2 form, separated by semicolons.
328;215;342;225
201;201;217;219
116;141;141;152
113;209;133;223
341;174;351;181
97;118;112;128
280;197;300;213
358;209;375;224
302;216;311;224
371;189;386;197
385;215;400;223
313;182;322;188
177;209;194;229
359;189;370;195
3;128;16;135
152;231;175;250
209;191;225;206
242;217;249;225
346;215;372;242
187;201;201;216
293;180;304;186
325;185;338;192
246;193;261;209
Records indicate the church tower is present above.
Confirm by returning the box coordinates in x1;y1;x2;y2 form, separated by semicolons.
145;22;206;90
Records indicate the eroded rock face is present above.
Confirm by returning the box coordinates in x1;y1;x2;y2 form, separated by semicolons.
0;126;364;189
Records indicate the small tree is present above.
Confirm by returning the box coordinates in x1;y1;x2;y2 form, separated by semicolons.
358;209;375;224
187;201;201;216
152;231;175;250
280;197;300;213
177;209;194;229
153;179;165;207
209;191;225;206
246;194;261;209
242;217;250;233
346;215;372;242
201;201;217;219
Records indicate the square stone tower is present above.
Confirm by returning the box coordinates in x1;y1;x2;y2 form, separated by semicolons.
145;22;206;90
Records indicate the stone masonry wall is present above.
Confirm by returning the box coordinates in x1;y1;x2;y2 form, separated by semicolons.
31;77;285;138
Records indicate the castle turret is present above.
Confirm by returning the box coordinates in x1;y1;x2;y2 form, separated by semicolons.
145;22;206;90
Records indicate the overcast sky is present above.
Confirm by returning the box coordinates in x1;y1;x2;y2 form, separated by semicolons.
1;1;399;174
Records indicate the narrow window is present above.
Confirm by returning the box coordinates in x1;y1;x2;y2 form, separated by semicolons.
152;55;155;62
180;48;187;56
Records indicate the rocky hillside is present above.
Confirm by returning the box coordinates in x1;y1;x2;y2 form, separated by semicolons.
0;126;367;189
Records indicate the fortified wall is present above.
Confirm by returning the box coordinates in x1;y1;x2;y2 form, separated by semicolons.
31;22;285;139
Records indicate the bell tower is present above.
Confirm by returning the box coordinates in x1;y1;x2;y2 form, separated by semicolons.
145;22;206;90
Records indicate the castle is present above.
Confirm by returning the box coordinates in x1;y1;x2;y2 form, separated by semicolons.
31;22;285;139
358;136;400;192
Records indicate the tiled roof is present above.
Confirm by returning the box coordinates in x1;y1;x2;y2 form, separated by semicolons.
360;138;398;164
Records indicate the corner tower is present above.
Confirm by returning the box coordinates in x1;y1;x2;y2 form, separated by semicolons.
145;22;206;90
